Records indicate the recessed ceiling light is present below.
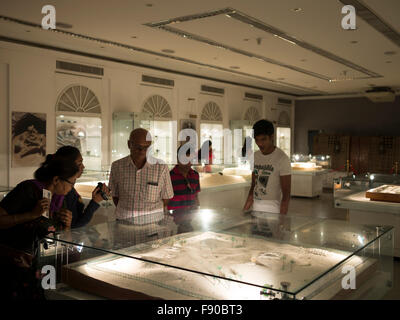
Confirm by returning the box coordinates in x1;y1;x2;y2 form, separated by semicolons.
56;22;73;29
146;3;153;7
100;46;105;48
230;66;240;69
292;8;303;12
213;57;218;60
267;72;271;74
243;38;249;41
25;30;31;33
386;61;392;63
161;49;175;54
131;36;137;39
350;40;358;44
300;59;307;62
384;51;397;56
225;14;231;18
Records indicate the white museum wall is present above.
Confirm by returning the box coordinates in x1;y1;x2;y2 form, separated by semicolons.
0;41;294;187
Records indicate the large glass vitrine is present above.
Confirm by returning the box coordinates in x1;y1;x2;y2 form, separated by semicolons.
56;115;102;170
41;208;394;300
111;112;154;162
200;123;224;165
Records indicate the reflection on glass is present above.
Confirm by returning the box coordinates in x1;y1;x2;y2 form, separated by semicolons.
200;123;223;164
276;127;291;157
150;120;174;164
56;115;102;170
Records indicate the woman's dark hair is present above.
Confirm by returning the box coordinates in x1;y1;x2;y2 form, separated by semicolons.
34;154;79;182
242;136;253;157
55;146;81;163
253;119;274;138
198;140;212;161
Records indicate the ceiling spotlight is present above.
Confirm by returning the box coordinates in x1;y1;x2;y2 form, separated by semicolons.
131;36;137;39
292;8;303;12
350;40;358;44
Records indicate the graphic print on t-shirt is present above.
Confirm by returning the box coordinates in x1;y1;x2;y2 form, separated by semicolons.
254;164;274;199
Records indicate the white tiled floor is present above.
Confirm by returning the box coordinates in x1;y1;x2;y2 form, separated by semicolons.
288;190;400;300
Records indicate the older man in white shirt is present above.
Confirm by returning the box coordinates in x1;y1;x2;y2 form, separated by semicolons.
109;128;174;219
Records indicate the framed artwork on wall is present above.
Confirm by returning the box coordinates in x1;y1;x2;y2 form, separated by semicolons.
11;111;46;167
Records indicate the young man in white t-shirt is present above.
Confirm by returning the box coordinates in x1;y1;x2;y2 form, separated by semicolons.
243;119;291;214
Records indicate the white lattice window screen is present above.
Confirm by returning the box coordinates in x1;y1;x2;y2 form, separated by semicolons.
244;106;261;123
201;102;223;121
278;111;290;126
142;95;172;119
56;85;101;114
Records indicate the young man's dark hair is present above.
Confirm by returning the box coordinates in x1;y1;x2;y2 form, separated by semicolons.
253;119;274;137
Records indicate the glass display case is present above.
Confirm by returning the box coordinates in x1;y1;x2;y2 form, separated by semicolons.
151;120;174;165
112;112;154;162
334;173;400;257
291;154;331;171
276;127;291;158
200;123;224;165
56;115;102;170
41;208;393;300
333;173;400;204
229;120;258;164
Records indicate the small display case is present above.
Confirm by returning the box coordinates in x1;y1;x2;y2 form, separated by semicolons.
42;209;393;300
366;185;400;203
291;154;331;171
334;173;400;257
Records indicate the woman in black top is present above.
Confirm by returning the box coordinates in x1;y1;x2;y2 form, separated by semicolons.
54;146;110;228
0;156;79;299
